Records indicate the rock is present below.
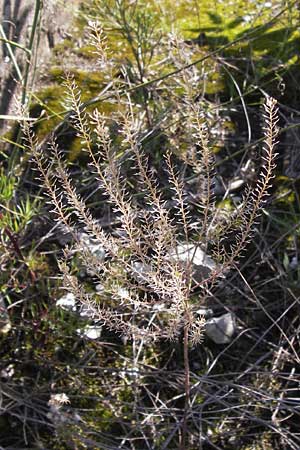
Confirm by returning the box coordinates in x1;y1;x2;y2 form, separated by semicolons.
168;244;221;282
79;232;105;260
56;293;76;311
131;261;152;284
77;325;102;340
79;304;94;318
56;224;73;246
205;312;236;344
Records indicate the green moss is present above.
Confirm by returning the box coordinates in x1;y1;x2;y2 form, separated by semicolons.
53;38;75;56
48;67;65;81
67;137;83;162
205;71;225;94
31;0;300;163
30;85;65;138
72;70;106;100
74;45;98;59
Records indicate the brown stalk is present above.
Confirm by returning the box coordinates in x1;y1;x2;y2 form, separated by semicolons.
181;310;191;450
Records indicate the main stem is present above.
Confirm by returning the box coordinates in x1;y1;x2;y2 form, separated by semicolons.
181;312;190;449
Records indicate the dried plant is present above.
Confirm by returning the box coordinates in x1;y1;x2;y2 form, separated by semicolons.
32;89;278;344
21;24;279;448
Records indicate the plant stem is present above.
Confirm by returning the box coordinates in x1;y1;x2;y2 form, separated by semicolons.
9;0;42;172
21;0;42;106
181;312;190;450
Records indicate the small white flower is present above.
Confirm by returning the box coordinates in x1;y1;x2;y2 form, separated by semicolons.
48;393;70;409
